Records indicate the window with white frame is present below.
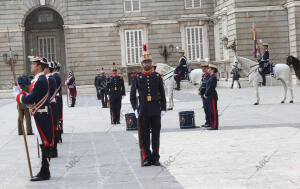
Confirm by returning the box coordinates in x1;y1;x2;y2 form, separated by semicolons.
125;30;143;65
124;0;140;12
185;0;201;9
186;26;204;61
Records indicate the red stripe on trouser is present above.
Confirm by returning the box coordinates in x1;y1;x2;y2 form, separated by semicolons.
34;117;49;147
176;71;182;78
212;98;217;129
141;148;146;159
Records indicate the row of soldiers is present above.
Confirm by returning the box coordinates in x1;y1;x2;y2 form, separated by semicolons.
94;63;126;124
13;56;65;181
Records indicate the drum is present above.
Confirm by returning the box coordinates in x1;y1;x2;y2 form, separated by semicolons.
179;111;195;129
125;113;137;131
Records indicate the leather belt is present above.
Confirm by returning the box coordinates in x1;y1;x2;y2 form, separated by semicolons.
37;106;48;114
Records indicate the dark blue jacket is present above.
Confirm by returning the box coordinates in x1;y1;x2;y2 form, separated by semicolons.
17;73;53;147
130;71;166;116
53;72;62;97
199;72;210;96
262;50;269;61
53;72;63;120
66;75;77;98
47;74;57;103
205;73;218;100
97;75;108;90
107;75;125;99
174;56;188;77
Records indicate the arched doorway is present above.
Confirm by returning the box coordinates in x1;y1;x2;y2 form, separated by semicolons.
24;7;66;75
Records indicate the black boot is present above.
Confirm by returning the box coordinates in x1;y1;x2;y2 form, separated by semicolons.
262;73;266;86
71;98;75;107
31;145;51;181
57;126;62;143
50;133;58;158
143;158;152;166
59;120;63;134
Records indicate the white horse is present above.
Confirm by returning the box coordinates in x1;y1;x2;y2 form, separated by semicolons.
156;63;203;110
232;56;294;105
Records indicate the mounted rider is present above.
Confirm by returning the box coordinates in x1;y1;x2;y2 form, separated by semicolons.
258;43;272;86
174;49;188;90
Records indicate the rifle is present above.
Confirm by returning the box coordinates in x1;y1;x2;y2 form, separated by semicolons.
7;28;33;177
137;116;144;166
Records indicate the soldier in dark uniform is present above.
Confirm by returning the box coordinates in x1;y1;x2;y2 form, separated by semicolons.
258;43;270;86
94;69;101;100
14;56;54;181
198;63;210;128
53;62;63;141
17;76;33;135
204;64;219;130
174;49;188;90
44;61;59;158
231;66;241;88
65;71;77;107
107;62;125;124
97;68;108;108
130;45;167;166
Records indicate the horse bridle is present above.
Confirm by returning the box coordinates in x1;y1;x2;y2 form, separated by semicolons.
235;59;259;77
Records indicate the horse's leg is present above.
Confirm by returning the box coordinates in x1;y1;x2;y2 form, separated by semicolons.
253;81;260;105
288;72;294;103
167;81;174;110
279;79;287;103
168;87;174;109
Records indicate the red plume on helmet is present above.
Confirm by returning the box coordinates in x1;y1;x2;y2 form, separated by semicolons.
142;44;147;52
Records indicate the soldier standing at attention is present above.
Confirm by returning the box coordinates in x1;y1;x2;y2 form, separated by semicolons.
14;56;54;181
97;68;108;108
107;62;125;124
174;49;188;90
53;62;63;141
130;44;167;166
231;66;241;89
94;69;101;100
204;64;219;130
198;63;210;128
44;61;58;158
65;71;77;107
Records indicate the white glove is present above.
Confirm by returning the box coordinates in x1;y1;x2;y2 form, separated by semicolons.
65;81;68;85
161;111;166;117
134;110;139;118
13;85;21;97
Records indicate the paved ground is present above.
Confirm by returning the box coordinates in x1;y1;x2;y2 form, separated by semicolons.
0;85;300;189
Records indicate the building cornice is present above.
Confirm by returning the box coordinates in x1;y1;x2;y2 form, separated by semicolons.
227;6;284;15
178;14;210;22
63;23;117;29
0;27;24;33
117;17;151;25
283;0;300;9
